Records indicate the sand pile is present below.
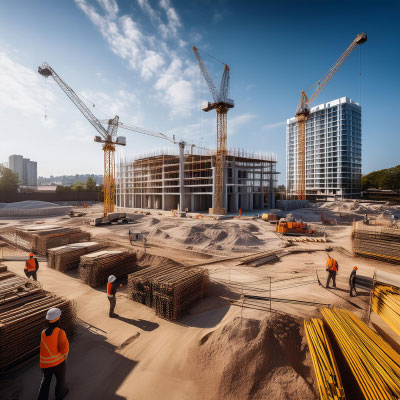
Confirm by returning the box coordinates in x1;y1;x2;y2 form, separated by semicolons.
314;201;400;215
0;201;72;217
188;314;315;400
142;219;276;253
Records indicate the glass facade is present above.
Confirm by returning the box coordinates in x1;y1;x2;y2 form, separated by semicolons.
286;97;362;199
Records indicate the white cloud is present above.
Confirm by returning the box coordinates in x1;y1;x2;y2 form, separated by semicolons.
0;52;55;116
75;0;196;117
262;121;286;130
229;113;256;134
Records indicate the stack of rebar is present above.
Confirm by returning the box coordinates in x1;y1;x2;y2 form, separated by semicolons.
0;271;76;370
321;307;400;400
79;250;138;287
9;226;91;256
304;318;346;399
48;242;101;272
371;284;400;336
128;265;208;321
352;221;400;263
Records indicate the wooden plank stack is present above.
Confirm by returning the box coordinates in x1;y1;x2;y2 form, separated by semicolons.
79;250;139;287
0;270;76;371
352;221;400;263
128;265;208;321
48;242;101;272
8;225;91;256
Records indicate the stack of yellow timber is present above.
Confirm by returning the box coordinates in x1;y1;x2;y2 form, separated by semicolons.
371;284;400;336
322;307;400;400
304;318;345;399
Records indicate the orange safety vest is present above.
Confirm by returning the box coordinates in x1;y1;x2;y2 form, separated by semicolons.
25;258;37;272
40;328;65;368
326;258;338;272
107;282;114;297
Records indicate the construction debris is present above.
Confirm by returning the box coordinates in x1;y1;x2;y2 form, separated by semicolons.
321;307;400;400
304;318;345;399
79;250;138;287
0;271;76;371
352;221;400;263
48;242;101;272
128;265;208;321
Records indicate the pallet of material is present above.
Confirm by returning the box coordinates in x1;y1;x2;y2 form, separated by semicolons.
48;242;101;272
128;265;208;321
78;250;138;288
0;271;76;371
352;221;400;263
8;226;91;256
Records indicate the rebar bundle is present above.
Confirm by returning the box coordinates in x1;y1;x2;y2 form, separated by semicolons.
0;271;76;371
78;250;138;287
304;318;345;400
128;265;208;321
372;285;400;337
9;226;91;256
48;242;101;272
352;222;400;263
321;307;400;400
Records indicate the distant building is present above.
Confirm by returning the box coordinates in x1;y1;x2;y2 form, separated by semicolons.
286;97;362;200
8;154;38;186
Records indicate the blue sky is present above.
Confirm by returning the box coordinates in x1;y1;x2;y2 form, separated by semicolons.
0;0;398;184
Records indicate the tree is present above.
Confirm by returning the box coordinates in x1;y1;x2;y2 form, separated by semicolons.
71;181;85;191
0;166;19;192
86;176;97;191
362;164;400;193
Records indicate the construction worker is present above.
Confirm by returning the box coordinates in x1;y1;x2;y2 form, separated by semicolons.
107;275;118;318
37;308;69;400
325;254;339;288
349;266;358;297
25;252;39;281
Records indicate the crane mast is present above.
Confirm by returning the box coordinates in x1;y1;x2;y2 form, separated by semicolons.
38;63;125;216
295;33;367;200
193;46;234;215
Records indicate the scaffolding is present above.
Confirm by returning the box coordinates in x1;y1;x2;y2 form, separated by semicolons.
116;148;278;213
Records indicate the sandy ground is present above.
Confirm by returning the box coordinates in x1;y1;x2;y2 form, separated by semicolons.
1;202;400;400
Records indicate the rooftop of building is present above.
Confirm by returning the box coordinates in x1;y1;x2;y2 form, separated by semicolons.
286;96;361;124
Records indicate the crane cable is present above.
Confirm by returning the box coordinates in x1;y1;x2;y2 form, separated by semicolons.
44;77;47;120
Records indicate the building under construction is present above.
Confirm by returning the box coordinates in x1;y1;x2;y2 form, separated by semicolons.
116;149;278;213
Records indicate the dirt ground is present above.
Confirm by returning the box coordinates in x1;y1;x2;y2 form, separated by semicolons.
0;202;399;400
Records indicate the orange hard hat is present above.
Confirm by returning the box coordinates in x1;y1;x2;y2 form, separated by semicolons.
29;252;34;257
353;266;358;270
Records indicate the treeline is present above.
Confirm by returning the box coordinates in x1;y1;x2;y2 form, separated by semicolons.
56;177;103;192
362;165;400;192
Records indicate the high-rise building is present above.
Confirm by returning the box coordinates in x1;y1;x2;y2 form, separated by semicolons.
8;155;38;186
286;97;362;200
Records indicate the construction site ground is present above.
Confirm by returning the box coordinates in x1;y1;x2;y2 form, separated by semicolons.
0;201;399;400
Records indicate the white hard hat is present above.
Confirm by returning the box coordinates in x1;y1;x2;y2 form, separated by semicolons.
108;275;116;283
46;307;62;322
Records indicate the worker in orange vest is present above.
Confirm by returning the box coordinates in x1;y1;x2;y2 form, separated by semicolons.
107;275;118;318
25;252;39;281
349;266;358;297
325;255;339;288
37;308;69;400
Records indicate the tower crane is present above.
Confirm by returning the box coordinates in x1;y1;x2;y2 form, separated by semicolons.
193;46;234;215
295;33;367;200
38;63;126;216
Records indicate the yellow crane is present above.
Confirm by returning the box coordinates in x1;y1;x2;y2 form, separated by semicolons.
295;33;367;200
38;63;125;216
193;46;234;215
